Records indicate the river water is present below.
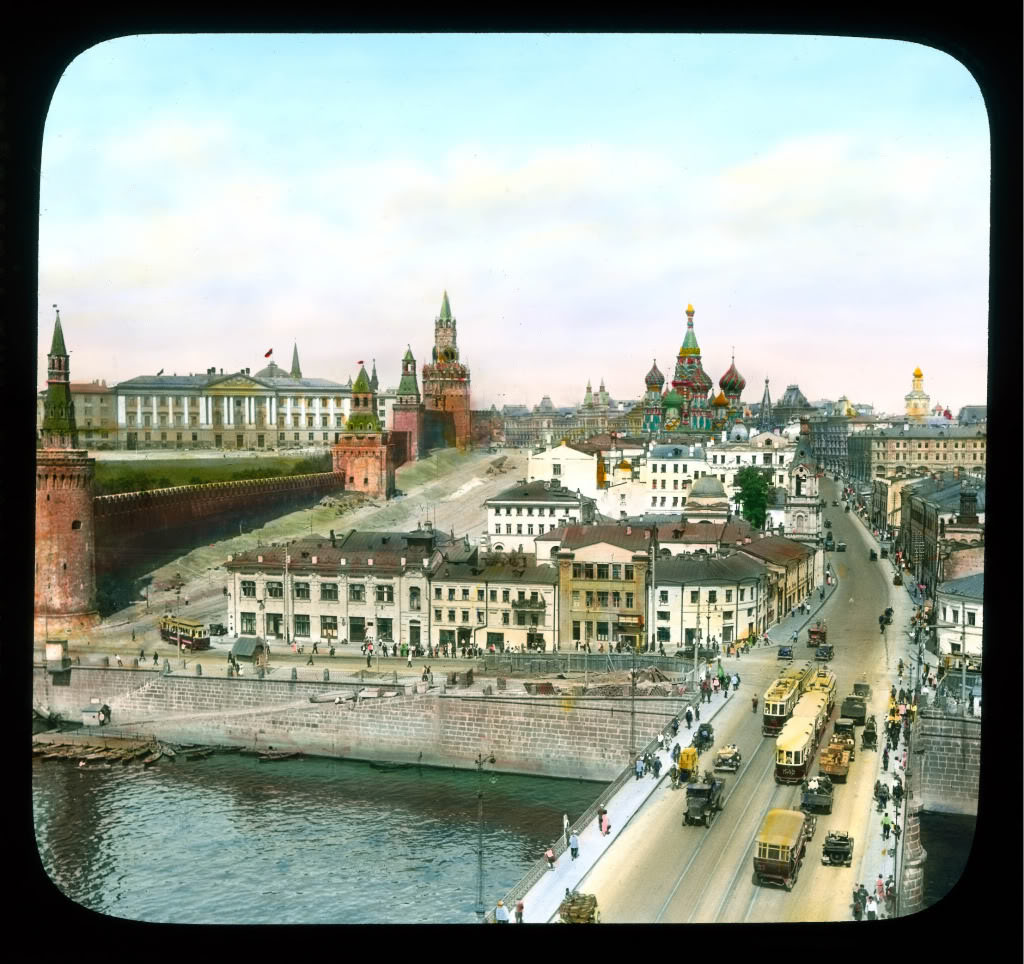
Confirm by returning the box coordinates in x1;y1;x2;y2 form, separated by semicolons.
917;811;975;911
32;753;603;924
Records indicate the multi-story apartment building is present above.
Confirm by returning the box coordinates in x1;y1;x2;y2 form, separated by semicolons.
933;573;983;664
808;410;890;477
653;554;768;647
485;480;596;556
428;554;559;652
223;526;450;650
848;424;987;482
36;379;117;449
556;524;652;651
735;535;821;627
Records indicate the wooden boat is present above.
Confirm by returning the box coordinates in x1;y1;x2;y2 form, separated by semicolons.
258;751;300;763
369;761;413;772
183;748;215;761
141;752;163;767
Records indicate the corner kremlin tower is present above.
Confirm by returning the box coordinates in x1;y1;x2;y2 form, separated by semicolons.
35;308;100;638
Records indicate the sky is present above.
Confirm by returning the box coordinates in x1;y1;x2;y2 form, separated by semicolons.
38;33;990;414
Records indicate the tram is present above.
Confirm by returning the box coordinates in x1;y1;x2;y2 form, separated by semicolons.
158;615;211;651
761;662;816;737
790;691;829;749
805;667;838;717
774;717;816;784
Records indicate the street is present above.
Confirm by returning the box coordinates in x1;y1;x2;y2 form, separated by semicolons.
578;477;912;922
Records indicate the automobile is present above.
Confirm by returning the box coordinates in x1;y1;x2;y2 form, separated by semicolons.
777;645;795;661
824;520;832;529
692;723;715;754
800;775;835;815
869;549;878;561
815;644;835;661
209;623;228;636
821;830;855;867
880;547;889;559
831;500;839;507
684;775;726;827
836;542;847;552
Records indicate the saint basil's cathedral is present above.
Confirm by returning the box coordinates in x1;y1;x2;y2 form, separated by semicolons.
641;304;747;437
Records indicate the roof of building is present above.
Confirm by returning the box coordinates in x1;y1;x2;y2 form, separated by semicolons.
489;480;587;504
645;359;665;389
558;524;653;552
736;535;815;566
937;572;984;599
690;476;727;498
116;370;349;391
859;424;987;440
719;356;746;394
656;553;765;585
649;444;706;459
224;529;451;572
231;638;267;658
904;476;986;512
432;555;559;585
49;309;68;356
956;405;987;423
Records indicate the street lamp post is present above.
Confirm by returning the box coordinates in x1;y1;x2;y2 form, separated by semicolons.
474;752;496;921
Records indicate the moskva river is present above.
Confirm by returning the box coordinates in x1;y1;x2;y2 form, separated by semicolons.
33;753;603;924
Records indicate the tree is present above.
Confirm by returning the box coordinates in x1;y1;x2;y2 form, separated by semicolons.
734;466;773;529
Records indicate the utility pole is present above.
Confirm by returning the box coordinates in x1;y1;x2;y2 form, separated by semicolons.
474;752;495;922
629;643;636;761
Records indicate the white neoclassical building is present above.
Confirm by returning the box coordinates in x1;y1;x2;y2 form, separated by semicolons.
934;572;983;664
485;479;595;556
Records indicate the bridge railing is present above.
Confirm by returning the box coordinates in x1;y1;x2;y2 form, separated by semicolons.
483;680;698;922
482;651;711;677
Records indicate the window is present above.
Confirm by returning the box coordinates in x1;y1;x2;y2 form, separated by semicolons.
597;591;609;607
495;524;502;534
349;583;365;602
240;612;257;635
527;525;534;535
515;611;527;626
583;564;595;579
651;497;658;507
597;564;609;579
612;591;621;607
740;588;746;602
294;582;310;600
241;580;256;598
625;592;634;609
502;611;510;625
690;590;699;603
657;610;670;621
376;584;394;603
489;589;497;602
553;463;561;475
320;583;338;602
516;524;523;535
377;618;393;642
585;590;595;607
951;609;958;624
448;588;456;601
409;587;421;610
294;614;310;637
572;620;581;641
506;525;512;534
526;508;534;516
725;590;733;602
596;621;609;640
321;615;338;639
612;564;622;580
448;609;456;622
434;609;442;621
572;590;581;605
477;588;485;601
538;524;545;534
624;565;634;580
659;591;669;607
266;581;283;598
673;464;679;473
708;590;717;604
502;589;510;602
434;587;442;600
966;611;976;625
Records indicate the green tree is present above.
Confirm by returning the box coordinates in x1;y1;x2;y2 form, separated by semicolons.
734;466;773;529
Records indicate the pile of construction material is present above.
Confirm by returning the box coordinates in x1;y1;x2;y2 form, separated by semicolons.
582;666;677;698
558;892;600;923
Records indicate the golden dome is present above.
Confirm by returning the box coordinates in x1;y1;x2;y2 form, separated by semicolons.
686;303;694;313
913;366;923;378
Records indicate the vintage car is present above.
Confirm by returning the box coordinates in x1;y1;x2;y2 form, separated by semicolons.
824;519;832;529
208;623;228;636
853;678;872;700
819;740;852;782
777;645;795;661
893;572;903;586
683;774;726;827
880;547;889;559
831;500;839;507
800;775;834;814
821;830;855;867
869;549;878;561
839;693;867;725
844;504;850;513
815;644;835;662
753;809;816;891
832;718;858;752
713;744;742;772
836;542;847;552
807;621;828;648
692;722;715;754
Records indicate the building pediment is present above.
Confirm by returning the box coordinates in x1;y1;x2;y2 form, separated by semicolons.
205;373;273;394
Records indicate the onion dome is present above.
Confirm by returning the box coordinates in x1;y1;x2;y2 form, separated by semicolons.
719;355;746;394
692;364;713;394
913;366;923;378
712;391;729;407
645;359;665;389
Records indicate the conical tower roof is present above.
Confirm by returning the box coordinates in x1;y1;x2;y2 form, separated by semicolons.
352;365;371;393
369;359;379;392
645;359;665;389
678;304;701;357
402;345;415;363
290;342;302;379
50;308;68;356
439;290;452;322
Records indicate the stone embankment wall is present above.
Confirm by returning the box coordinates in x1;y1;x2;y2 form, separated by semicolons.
33;666;686;781
92;472;344;576
911;698;981;816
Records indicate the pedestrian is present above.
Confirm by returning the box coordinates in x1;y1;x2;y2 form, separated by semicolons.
601;811;611;836
875;874;885;902
495;899;510;923
312;641;319;655
657;733;665;750
366;652;372;668
866;895;877;920
132;629;136;643
407;650;413;668
545;847;555;870
694;703;700;721
685;707;693;729
672;743;681;763
152;651;159;665
634;758;643;780
563;813;570;847
515;899;524;924
307;652;314;666
115;653;123;667
652;757;662;778
712;677;720;696
882;747;889;772
731;673;739;691
881;813;891;840
596;806;607;833
569;832;579;861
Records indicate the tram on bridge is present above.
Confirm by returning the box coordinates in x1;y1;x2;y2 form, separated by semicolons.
789;692;829;750
805;666;838;717
774;717;816;784
761;661;815;736
158;615;211;651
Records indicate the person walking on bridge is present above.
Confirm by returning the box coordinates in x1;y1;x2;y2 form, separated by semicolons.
569;832;580;861
685;707;693;729
495;900;509;923
634;758;644;780
563;813;570;847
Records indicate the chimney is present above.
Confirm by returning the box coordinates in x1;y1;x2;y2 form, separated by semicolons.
958;485;978;525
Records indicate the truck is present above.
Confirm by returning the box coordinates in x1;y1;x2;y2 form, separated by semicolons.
683;773;725;827
753;809;816;891
807;620;827;648
800;775;835;814
819;740;852;782
840;694;867;726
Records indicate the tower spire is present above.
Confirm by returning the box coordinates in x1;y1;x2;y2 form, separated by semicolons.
370;358;379;392
290;342;302;379
42;305;78;449
439;290;452;322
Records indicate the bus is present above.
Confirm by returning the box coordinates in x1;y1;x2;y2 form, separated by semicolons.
790;691;829;749
760;662;815;737
774;717;815;784
159;615;211;651
805;666;838;717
